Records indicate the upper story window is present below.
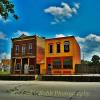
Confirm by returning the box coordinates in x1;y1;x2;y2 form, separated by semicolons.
22;45;26;55
64;41;70;52
56;43;60;53
16;45;19;54
29;43;32;53
49;44;53;53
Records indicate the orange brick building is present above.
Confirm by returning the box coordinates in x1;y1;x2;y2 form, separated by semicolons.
11;34;80;75
44;36;81;75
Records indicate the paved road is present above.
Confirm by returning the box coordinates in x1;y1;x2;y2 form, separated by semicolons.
0;81;100;100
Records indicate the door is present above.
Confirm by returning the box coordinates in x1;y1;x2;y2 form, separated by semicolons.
36;64;40;75
22;58;28;74
48;64;52;74
24;64;29;74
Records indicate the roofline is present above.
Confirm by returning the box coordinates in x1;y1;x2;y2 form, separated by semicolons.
11;35;45;41
45;36;80;48
45;36;75;41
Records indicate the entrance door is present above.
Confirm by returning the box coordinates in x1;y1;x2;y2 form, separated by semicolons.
22;58;28;74
36;64;40;75
24;64;29;74
48;64;52;74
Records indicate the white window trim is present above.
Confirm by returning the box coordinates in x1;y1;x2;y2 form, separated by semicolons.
16;45;19;55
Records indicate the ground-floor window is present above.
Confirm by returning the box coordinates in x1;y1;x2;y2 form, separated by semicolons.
48;64;52;69
29;65;34;70
53;59;61;69
63;58;72;69
15;63;21;70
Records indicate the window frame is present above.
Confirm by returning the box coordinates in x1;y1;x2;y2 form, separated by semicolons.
49;44;53;53
53;59;61;69
63;58;72;69
15;63;21;70
16;45;19;55
29;65;34;70
22;44;26;55
29;43;32;53
56;43;60;53
64;41;70;52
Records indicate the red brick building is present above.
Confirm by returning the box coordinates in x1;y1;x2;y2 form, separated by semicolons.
11;34;45;75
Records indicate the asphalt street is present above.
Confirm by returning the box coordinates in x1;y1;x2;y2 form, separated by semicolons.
0;81;100;100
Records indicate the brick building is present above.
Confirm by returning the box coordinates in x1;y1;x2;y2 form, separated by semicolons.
11;34;45;74
2;59;11;67
11;34;81;75
45;36;81;75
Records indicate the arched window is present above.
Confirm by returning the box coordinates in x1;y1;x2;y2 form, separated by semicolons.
64;41;70;52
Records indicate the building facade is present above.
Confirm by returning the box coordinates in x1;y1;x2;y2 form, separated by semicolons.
11;35;81;75
11;34;45;75
1;59;11;72
45;36;81;75
2;59;11;67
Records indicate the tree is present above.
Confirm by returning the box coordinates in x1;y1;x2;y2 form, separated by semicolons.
0;0;18;20
81;60;92;66
91;55;100;65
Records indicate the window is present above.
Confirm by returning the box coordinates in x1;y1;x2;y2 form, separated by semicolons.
16;45;19;54
63;58;72;69
49;44;53;53
64;41;70;52
56;43;60;53
15;63;20;70
53;59;61;69
22;45;26;55
48;64;52;69
29;43;32;53
29;65;34;70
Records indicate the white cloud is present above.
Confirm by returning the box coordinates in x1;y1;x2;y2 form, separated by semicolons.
14;30;30;37
0;15;11;23
76;34;100;61
0;52;11;60
85;34;100;42
44;2;80;24
0;32;6;39
55;33;73;38
0;32;9;41
51;21;57;25
56;34;65;38
76;34;100;42
72;8;77;14
73;2;80;9
75;36;85;42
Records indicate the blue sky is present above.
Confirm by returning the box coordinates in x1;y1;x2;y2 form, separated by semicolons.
0;0;100;61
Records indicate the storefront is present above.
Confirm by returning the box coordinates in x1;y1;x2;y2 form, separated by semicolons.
46;57;73;75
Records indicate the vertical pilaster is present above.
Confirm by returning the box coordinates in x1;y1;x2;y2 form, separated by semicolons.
21;58;22;74
61;57;63;75
14;59;16;74
28;58;29;66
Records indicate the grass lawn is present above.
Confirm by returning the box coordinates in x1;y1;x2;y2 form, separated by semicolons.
0;71;10;75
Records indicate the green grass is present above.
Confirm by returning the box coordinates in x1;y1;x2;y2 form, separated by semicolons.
0;71;10;75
